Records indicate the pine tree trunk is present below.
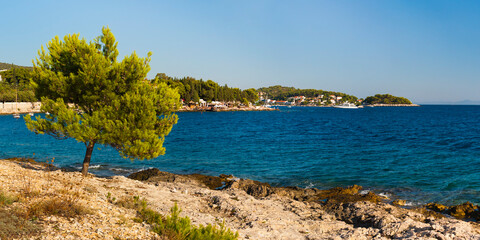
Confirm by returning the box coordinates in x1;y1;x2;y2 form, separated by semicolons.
81;142;95;176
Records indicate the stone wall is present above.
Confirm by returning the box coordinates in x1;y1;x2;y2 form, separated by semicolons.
0;102;41;114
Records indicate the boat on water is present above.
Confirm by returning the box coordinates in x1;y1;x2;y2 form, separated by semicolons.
333;102;359;109
13;113;20;119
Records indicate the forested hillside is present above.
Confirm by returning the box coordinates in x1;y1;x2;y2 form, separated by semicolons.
0;65;36;102
152;73;258;104
363;94;412;105
0;62;32;70
258;85;358;103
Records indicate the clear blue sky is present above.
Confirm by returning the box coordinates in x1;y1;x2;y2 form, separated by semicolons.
1;0;479;103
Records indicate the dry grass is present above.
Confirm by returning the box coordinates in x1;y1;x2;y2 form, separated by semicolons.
20;175;41;199
114;195;141;209
24;195;91;220
0;162;93;239
0;189;41;238
0;190;18;206
0;208;41;239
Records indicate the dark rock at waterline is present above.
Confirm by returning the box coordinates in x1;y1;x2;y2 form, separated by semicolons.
426;202;480;221
128;168;162;181
189;174;233;190
128;168;233;190
126;168;480;223
392;199;407;206
128;168;384;205
449;202;480;219
425;203;448;212
226;178;274;198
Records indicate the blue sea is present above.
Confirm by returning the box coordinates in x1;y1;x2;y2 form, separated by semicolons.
1;105;480;205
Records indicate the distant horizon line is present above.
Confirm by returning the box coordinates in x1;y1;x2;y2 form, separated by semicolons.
416;101;480;105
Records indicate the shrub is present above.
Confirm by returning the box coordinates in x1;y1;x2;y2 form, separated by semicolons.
115;195;144;210
0;190;40;239
0;209;41;239
127;196;238;240
25;194;90;219
0;191;18;206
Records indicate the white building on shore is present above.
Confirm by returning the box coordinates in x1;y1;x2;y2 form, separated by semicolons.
0;69;8;82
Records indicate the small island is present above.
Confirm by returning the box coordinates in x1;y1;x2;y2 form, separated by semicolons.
363;94;419;107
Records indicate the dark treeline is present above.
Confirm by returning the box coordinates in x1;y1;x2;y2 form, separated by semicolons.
0;66;36;102
258;85;358;103
363;94;412;105
0;62;33;71
152;73;258;104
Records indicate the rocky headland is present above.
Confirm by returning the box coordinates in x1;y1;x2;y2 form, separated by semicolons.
1;158;479;239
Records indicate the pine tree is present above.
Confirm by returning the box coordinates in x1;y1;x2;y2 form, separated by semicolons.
25;27;180;175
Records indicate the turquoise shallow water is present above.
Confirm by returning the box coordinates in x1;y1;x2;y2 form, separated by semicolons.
1;105;480;205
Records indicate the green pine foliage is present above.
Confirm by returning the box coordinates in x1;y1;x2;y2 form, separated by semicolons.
363;94;412;105
132;198;238;240
153;73;258;104
24;27;181;175
258;85;358;103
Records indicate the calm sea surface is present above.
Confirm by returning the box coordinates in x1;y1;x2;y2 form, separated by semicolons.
1;105;480;205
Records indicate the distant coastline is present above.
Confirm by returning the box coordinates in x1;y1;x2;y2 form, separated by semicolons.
0;102;422;115
271;103;420;108
178;105;277;112
419;101;480;105
0;102;277;115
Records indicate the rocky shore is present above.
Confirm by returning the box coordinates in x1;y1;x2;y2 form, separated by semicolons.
1;159;479;239
0;102;421;115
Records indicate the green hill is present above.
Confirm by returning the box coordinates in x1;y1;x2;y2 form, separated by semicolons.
363;94;412;105
257;85;358;103
0;62;32;70
152;73;258;104
0;63;36;102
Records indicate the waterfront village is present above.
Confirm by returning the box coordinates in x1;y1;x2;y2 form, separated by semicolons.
0;90;416;115
0;63;415;114
179;92;362;111
1;93;413;114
